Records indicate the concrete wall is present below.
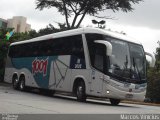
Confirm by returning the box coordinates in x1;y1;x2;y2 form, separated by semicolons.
0;18;7;28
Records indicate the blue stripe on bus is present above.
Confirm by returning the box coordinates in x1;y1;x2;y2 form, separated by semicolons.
11;56;58;88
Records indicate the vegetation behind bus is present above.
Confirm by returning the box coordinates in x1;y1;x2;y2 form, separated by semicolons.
146;43;160;103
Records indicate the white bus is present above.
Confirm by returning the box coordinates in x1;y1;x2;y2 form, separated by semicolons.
4;28;155;105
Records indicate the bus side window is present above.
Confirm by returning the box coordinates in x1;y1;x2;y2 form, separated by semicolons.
8;46;14;57
71;35;84;59
50;35;84;58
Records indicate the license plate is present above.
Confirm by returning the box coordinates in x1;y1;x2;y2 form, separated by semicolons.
125;94;133;99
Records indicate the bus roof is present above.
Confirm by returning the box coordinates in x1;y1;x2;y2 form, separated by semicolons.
11;27;141;46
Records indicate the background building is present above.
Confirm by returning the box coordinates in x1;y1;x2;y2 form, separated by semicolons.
0;18;7;29
0;16;31;33
7;16;31;33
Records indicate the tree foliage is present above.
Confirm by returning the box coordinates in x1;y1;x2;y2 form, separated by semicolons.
155;41;160;71
146;41;160;103
0;28;11;81
36;0;142;29
0;28;37;81
38;23;67;36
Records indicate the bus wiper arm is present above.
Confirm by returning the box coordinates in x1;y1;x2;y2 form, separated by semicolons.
122;55;128;69
133;57;141;81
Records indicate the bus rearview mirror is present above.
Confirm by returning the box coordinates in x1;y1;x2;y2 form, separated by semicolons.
94;40;112;56
145;52;155;67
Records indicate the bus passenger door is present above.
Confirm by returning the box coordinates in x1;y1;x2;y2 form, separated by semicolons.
90;44;106;96
90;69;104;96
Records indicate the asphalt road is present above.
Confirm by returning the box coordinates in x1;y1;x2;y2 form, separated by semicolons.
0;83;160;114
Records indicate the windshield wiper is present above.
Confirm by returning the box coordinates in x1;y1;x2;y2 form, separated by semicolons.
124;55;128;69
132;57;141;81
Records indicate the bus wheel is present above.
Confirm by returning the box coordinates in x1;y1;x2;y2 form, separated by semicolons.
19;76;25;91
12;76;19;90
76;81;86;102
110;98;120;106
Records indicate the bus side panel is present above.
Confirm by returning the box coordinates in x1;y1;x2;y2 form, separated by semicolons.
4;68;16;83
71;69;91;95
4;56;15;83
5;64;38;88
49;55;71;92
5;56;58;89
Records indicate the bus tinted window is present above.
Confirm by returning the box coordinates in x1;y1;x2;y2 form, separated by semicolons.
85;34;104;68
9;35;84;58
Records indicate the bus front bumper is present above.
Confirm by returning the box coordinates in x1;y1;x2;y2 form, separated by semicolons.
104;83;146;102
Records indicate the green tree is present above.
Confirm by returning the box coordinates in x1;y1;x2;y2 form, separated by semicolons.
0;28;11;81
146;41;160;103
28;30;39;39
38;24;58;36
38;23;68;36
0;28;38;81
36;0;142;29
155;41;160;71
0;41;9;81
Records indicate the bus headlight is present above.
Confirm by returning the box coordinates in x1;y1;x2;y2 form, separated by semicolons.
106;90;110;94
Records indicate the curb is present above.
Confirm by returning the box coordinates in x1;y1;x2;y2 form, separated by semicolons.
122;101;160;106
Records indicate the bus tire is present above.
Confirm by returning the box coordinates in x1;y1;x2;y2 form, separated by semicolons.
19;76;25;91
76;81;86;102
110;98;120;106
12;75;19;90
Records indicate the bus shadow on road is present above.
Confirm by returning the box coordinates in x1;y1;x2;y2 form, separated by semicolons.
54;94;140;108
86;99;139;108
35;90;139;108
0;83;140;109
6;85;139;109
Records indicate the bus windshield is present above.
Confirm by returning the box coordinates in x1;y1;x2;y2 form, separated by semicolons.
107;37;146;84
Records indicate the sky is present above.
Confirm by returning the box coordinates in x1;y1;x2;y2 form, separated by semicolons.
0;0;160;55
